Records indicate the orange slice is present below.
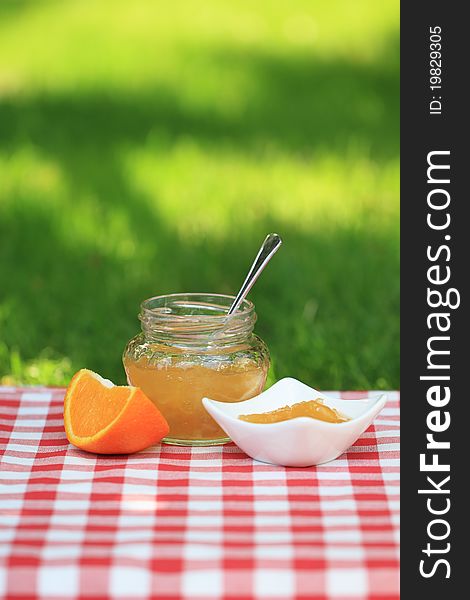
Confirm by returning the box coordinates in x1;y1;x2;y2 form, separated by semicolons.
64;369;169;454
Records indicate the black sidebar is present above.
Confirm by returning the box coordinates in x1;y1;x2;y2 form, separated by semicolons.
401;2;466;597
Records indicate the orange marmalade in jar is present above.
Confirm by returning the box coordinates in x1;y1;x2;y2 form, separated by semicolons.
123;293;269;446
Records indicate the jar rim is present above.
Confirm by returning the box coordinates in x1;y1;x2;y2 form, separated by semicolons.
140;293;254;322
139;293;256;345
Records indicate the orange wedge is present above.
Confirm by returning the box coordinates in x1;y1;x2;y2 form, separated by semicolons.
64;369;169;454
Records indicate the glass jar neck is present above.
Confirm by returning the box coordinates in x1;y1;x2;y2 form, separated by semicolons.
139;293;257;349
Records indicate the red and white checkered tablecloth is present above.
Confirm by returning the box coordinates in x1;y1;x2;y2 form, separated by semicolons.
0;387;399;600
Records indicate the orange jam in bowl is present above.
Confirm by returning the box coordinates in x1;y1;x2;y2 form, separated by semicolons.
239;399;350;424
123;294;269;445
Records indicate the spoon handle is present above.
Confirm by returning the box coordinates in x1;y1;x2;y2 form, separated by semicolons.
227;233;283;316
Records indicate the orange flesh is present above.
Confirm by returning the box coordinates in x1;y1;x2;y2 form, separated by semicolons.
70;375;128;437
124;357;267;441
239;399;349;424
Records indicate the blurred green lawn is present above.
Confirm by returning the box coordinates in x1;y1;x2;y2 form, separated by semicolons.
0;0;399;389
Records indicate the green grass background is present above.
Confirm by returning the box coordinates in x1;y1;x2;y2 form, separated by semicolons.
0;0;399;389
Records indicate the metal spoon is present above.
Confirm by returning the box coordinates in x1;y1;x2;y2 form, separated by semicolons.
227;233;283;316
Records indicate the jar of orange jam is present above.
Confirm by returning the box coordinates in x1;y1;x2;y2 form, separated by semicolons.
123;293;270;446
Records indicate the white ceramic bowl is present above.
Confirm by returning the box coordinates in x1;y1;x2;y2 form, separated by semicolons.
202;378;387;467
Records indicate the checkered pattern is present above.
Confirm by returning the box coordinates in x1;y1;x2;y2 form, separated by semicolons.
0;387;399;599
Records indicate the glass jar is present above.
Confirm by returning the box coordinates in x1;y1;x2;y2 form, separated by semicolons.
122;293;270;446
